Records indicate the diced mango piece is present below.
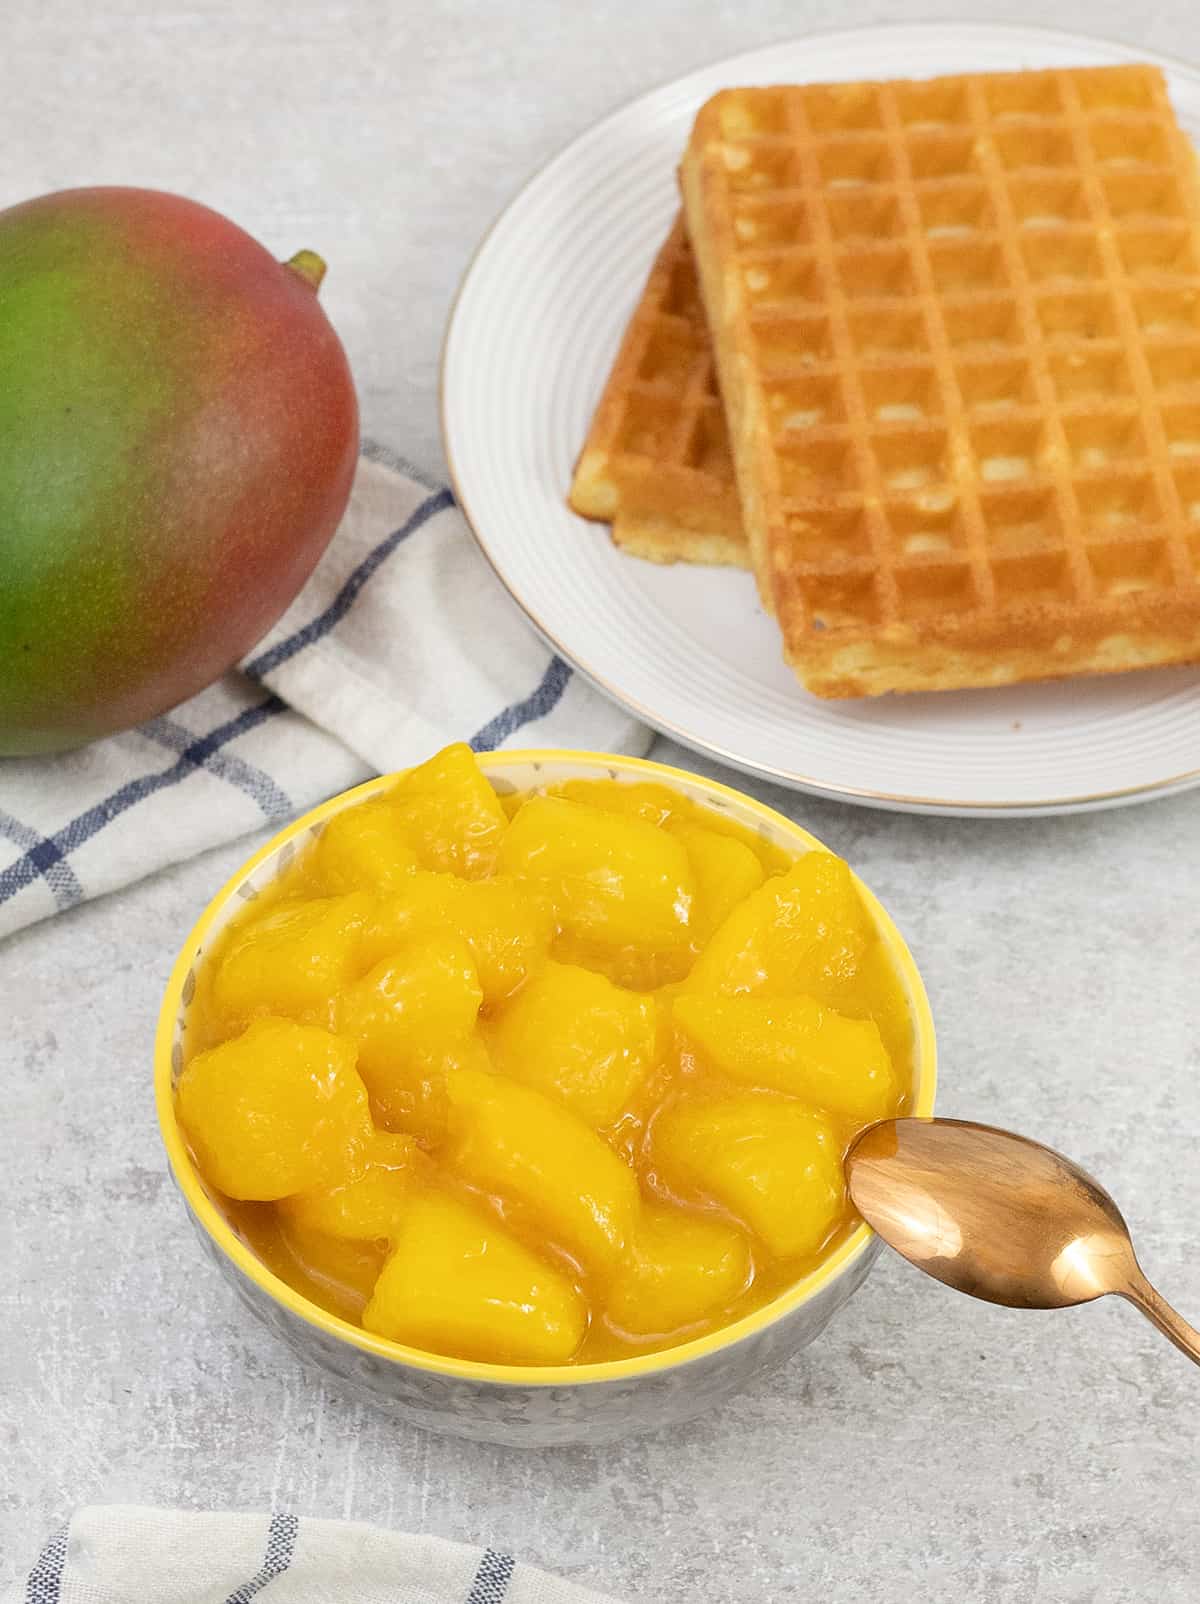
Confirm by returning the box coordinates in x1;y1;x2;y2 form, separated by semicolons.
387;743;507;878
447;877;553;1003
849;936;916;1075
685;852;870;1000
178;1018;372;1201
606;1204;750;1337
277;1133;419;1241
276;1219;387;1316
650;984;685;1074
488;961;656;1127
338;934;483;1084
363;1191;586;1365
654;1093;845;1258
211;893;370;1027
671;823;766;941
445;1067;641;1276
367;1035;493;1147
673;993;897;1125
497;795;696;981
362;872;551;1005
551;779;680;828
314;800;419;894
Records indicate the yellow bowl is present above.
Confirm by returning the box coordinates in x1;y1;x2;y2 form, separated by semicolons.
156;749;936;1446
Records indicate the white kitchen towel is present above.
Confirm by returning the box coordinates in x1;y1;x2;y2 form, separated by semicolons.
0;441;650;941
9;1506;620;1604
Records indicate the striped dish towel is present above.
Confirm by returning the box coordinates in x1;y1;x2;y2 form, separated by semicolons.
10;1507;620;1603
0;442;649;941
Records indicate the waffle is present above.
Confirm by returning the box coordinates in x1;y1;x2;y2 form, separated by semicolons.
569;217;749;567
681;64;1200;696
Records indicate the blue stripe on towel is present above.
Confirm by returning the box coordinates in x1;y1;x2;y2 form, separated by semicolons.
0;811;84;913
466;1548;516;1603
24;1523;69;1604
0;695;286;910
222;1511;300;1604
470;656;572;751
142;713;293;821
361;435;442;490
244;486;453;680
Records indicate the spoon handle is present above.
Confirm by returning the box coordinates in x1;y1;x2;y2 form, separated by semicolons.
1119;1268;1200;1367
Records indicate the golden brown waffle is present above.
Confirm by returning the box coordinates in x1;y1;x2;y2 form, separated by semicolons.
569;217;749;567
682;65;1200;696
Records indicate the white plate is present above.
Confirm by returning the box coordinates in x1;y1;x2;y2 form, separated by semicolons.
442;22;1200;815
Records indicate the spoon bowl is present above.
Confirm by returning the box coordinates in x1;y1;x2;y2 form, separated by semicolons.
846;1118;1200;1366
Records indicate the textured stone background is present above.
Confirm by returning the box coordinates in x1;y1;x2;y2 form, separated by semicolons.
4;2;1200;1598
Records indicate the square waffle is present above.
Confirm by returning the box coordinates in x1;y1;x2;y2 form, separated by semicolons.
681;64;1200;696
569;217;749;567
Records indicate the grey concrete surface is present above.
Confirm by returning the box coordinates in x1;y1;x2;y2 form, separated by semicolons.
3;2;1200;1599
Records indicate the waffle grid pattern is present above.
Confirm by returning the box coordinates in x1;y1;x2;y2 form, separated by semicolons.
685;65;1200;684
568;219;748;565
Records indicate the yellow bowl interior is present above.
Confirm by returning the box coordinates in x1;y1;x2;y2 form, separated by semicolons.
155;749;937;1388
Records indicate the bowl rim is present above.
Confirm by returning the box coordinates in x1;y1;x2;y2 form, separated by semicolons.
155;747;937;1389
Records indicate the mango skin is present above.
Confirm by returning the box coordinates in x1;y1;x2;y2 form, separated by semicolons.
0;187;359;754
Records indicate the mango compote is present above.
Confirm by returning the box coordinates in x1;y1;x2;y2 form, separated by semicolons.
178;745;916;1367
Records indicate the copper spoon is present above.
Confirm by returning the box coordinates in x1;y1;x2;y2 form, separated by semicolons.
845;1117;1200;1366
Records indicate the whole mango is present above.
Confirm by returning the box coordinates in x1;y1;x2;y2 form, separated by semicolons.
0;187;358;754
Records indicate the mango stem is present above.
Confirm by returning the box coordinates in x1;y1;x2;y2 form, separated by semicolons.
285;249;326;291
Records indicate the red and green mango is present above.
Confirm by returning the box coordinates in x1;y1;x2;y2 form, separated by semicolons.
0;187;359;754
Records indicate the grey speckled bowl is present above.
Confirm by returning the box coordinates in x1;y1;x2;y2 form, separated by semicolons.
156;750;937;1446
